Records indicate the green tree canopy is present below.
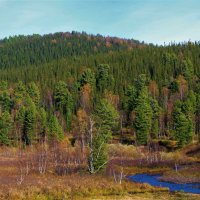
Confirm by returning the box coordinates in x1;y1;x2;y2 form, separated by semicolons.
48;114;64;141
54;81;73;130
134;87;153;145
0;111;13;145
79;68;96;87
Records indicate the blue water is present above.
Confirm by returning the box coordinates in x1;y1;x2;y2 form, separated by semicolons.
129;174;200;194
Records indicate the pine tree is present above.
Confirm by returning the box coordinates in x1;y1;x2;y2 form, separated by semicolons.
96;64;114;93
13;81;27;105
38;108;47;141
169;80;179;94
123;85;137;113
134;74;148;92
23;98;36;145
79;68;96;87
150;97;160;139
95;98;119;131
16;106;26;130
48;114;64;141
54;81;73;130
88;99;119;173
172;101;192;147
181;59;194;82
182;91;196;143
0;86;12;112
27;82;40;105
0;111;13;145
134;88;153;145
196;94;200;142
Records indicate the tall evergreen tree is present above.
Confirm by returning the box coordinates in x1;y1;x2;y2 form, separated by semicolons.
38;107;47;141
54;81;73;130
13;81;27;108
23;98;37;145
123;85;137;114
173;101;193;147
16;105;26;136
150;97;160;139
27;82;40;105
88;99;119;173
0;111;13;145
182;91;196;143
181;59;194;82
79;68;96;87
134;87;153;145
134;74;148;93
0;84;12;112
48;114;64;141
96;64;114;93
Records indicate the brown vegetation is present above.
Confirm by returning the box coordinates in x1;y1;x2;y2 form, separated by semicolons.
1;143;200;199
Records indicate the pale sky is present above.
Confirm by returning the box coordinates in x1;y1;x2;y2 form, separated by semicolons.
0;0;200;44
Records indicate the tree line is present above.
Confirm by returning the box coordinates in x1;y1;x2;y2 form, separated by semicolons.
0;32;200;153
0;63;200;147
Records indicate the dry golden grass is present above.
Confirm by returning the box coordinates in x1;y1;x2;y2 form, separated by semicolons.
161;165;200;184
108;144;140;158
88;193;200;200
0;145;200;200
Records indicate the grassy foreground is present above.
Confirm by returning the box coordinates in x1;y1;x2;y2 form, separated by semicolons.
0;144;200;200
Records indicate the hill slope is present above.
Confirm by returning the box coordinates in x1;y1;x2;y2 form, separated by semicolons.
0;31;142;69
0;31;200;149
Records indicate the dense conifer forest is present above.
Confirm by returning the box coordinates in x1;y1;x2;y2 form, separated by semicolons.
0;31;200;150
1;31;200;200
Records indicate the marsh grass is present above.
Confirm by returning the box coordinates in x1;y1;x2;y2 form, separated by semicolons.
160;165;200;184
0;144;200;199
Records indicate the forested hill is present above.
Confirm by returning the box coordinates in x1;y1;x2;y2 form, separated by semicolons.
0;35;200;92
0;31;142;69
0;31;200;149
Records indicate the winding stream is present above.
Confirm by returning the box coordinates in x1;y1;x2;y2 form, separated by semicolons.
129;173;200;194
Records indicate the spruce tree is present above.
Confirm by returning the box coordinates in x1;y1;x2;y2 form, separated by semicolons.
172;101;193;147
96;64;114;93
0;88;12;112
150;97;160;139
23;98;36;145
48;114;64;141
182;59;194;82
27;82;40;106
16;106;26;132
123;85;137;114
134;88;153;145
54;81;73;130
182;91;196;143
134;74;147;92
13;81;26;105
89;98;119;173
0;111;13;145
196;94;200;142
95;98;119;131
38;108;47;141
79;68;96;87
